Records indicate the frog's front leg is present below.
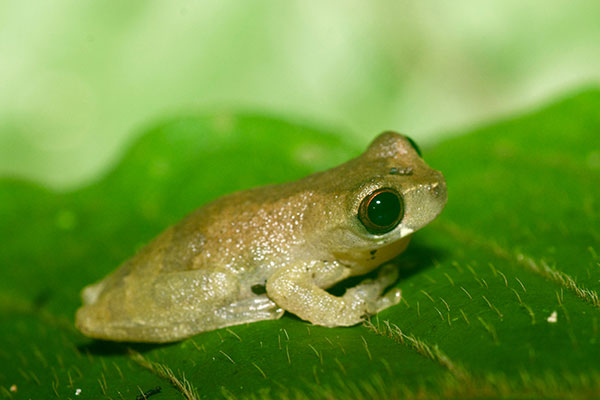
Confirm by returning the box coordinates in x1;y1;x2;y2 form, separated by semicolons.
266;261;401;326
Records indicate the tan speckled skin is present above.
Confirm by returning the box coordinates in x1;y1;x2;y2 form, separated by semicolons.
75;132;447;342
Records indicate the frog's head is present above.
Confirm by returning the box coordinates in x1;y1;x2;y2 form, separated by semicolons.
320;131;447;272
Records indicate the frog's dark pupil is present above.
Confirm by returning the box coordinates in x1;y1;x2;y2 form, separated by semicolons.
367;191;401;229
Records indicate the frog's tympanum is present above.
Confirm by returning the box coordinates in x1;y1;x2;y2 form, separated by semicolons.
76;132;447;342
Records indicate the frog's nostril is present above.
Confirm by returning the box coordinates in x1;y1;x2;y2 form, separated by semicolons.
429;182;442;198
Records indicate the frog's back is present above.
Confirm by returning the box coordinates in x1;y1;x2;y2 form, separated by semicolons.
81;181;316;302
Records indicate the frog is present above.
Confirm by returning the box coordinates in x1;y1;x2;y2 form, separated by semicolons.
75;131;447;343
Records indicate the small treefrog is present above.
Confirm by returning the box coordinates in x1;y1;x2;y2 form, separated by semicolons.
76;132;447;342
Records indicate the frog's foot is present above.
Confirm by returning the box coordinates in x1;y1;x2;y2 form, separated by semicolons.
215;295;284;324
344;263;401;315
266;261;401;327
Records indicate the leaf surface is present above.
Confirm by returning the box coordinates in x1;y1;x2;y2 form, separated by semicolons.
1;90;599;399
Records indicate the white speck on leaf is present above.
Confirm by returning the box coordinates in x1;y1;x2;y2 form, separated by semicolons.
547;311;558;323
75;388;82;395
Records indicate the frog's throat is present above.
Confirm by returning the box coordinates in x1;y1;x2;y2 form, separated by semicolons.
334;235;412;276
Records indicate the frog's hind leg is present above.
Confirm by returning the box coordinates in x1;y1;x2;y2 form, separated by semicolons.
215;295;284;326
154;271;283;334
76;268;282;343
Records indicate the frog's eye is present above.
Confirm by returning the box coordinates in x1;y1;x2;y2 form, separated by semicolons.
405;135;422;157
358;188;404;234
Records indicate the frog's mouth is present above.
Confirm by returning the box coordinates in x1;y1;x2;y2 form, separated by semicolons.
333;235;412;276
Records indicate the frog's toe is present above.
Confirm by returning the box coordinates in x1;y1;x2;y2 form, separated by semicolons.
370;288;402;314
215;295;284;322
376;263;399;287
350;265;401;315
349;263;399;299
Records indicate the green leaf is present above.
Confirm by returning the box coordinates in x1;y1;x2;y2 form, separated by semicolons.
1;90;600;399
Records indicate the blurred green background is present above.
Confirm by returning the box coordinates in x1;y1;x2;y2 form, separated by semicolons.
1;0;599;189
